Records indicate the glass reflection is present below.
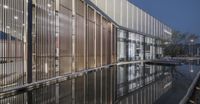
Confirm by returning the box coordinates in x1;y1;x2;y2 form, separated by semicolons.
116;63;173;104
1;61;200;104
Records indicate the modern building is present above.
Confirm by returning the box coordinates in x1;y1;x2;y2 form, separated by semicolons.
0;0;172;104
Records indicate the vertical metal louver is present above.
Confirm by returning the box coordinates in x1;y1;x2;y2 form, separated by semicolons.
75;0;85;71
0;0;25;91
87;6;95;68
33;0;56;81
96;13;101;67
59;0;73;74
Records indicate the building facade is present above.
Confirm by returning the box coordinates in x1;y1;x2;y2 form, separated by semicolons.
0;0;172;104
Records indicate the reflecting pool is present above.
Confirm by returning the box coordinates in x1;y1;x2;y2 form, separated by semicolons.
1;60;200;104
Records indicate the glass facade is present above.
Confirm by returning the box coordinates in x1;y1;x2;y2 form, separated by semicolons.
0;0;172;104
0;0;25;91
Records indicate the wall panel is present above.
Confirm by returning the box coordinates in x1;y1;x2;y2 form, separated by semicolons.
111;25;117;63
114;0;121;24
34;0;56;81
128;3;133;29
107;0;114;19
59;3;72;74
102;18;111;65
121;0;127;27
75;0;85;71
0;0;25;90
132;5;137;31
87;6;95;68
96;13;101;67
141;10;145;33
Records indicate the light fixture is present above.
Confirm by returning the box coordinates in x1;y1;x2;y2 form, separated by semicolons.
6;26;10;29
47;4;52;8
190;39;194;43
3;5;9;9
14;16;18;20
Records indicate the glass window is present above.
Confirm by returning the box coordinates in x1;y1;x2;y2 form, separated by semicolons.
0;0;25;90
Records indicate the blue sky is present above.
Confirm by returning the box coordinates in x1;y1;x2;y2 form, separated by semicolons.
129;0;200;35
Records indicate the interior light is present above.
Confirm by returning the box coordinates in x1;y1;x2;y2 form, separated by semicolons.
14;16;18;20
47;4;52;8
6;26;10;29
3;5;9;9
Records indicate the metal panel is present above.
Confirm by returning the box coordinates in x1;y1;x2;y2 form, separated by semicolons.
139;9;142;32
128;3;133;29
150;16;154;35
156;19;159;37
114;0;121;24
107;0;114;19
59;2;72;74
121;0;127;27
87;6;95;68
132;5;137;31
141;10;145;34
112;25;117;63
34;0;56;81
0;0;25;90
102;18;111;65
153;18;156;36
97;0;105;13
148;14;151;35
75;0;85;71
136;7;139;31
145;13;148;35
96;13;101;67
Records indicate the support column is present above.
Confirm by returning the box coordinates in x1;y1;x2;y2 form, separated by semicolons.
55;1;60;104
27;0;33;85
72;0;76;104
27;0;33;104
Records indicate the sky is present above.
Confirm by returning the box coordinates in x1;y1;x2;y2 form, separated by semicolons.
129;0;200;36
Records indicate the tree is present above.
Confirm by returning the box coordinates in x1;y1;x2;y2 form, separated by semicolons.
163;31;199;57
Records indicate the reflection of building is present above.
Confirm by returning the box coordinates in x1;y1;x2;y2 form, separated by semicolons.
117;63;172;103
0;0;172;104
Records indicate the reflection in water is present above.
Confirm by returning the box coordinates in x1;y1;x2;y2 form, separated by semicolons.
1;61;200;104
155;60;200;104
116;63;173;104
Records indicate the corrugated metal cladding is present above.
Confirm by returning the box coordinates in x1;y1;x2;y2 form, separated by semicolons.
90;0;172;40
